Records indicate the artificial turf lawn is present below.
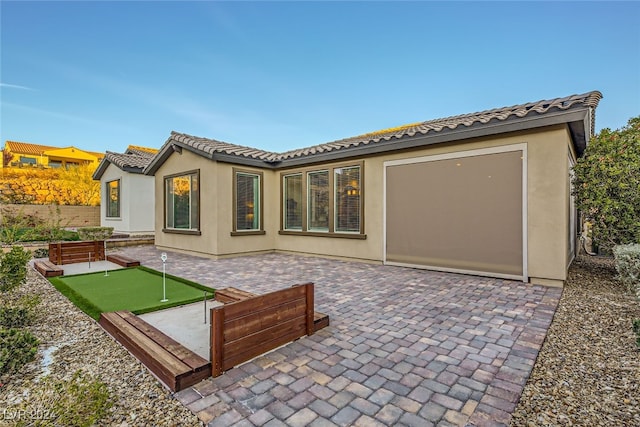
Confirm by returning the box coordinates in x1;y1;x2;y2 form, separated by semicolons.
49;266;214;320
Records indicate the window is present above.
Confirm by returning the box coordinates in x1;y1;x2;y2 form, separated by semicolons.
20;156;36;165
283;174;302;230
282;163;364;237
49;160;62;168
335;166;361;233
308;171;329;231
164;170;199;232
233;170;264;233
106;179;120;218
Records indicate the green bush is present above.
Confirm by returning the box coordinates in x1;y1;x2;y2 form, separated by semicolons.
32;248;49;258
0;207;45;244
0;295;41;328
0;306;33;328
573;116;640;251
633;319;640;349
11;370;113;427
0;246;32;292
50;371;113;426
613;243;640;296
77;227;114;241
0;328;40;376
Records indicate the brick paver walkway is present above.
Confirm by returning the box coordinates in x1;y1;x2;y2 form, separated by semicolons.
119;246;561;427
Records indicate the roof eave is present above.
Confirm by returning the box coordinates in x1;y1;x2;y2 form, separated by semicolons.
276;107;592;168
92;158;111;180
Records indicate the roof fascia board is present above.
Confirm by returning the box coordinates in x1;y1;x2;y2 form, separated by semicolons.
121;166;144;174
212;153;277;168
92;159;111;180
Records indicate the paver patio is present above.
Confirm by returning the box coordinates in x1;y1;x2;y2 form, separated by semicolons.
116;246;561;427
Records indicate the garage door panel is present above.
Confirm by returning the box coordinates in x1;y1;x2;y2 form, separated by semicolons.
386;151;523;277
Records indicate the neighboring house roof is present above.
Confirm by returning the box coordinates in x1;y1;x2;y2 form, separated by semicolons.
5;141;58;155
4;140;104;160
144;91;602;174
92;150;155;180
125;145;159;156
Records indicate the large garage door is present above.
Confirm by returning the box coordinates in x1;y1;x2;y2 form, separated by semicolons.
385;146;526;280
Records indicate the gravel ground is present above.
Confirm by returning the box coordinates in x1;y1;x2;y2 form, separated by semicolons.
0;268;202;427
511;256;640;426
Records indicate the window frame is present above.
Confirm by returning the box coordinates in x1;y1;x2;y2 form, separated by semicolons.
162;169;201;235
231;168;265;236
105;179;121;219
280;161;365;239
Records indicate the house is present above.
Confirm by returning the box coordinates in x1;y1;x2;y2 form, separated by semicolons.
2;141;104;169
143;91;602;286
92;145;158;235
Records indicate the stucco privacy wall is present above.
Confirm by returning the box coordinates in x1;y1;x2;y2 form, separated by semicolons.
0;204;100;227
100;163;155;234
154;124;573;283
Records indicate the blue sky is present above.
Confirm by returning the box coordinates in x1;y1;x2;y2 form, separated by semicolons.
1;1;639;154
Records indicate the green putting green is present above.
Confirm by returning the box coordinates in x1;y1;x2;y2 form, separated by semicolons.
50;266;214;320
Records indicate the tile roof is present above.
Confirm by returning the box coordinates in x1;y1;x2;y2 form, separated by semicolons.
167;132;279;162
126;145;158;156
147;91;601;173
5;141;58;155
4;141;104;159
104;151;154;170
277;91;603;160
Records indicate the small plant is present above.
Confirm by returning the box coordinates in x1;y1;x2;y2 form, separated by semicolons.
0;295;41;328
77;227;114;241
613;244;640;297
0;306;33;328
0;246;32;292
0;328;40;376
633;319;640;349
50;371;113;426
10;370;113;427
33;247;49;258
0;207;44;244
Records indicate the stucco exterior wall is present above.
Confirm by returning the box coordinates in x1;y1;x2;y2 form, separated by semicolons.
153;124;573;283
101;163;155;234
154;149;220;256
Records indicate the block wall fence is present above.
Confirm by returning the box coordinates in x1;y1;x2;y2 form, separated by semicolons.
0;204;100;228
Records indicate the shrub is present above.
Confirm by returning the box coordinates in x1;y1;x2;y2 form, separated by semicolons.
572;116;640;251
50;371;113;426
633;319;640;349
0;306;33;328
33;248;49;258
0;328;40;376
0;246;32;292
0;295;41;328
77;227;114;241
10;371;113;427
613;244;640;296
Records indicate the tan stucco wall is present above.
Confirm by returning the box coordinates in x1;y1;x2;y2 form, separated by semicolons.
154;124;573;283
154;149;220;256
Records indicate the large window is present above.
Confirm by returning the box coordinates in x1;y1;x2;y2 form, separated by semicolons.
282;163;364;237
308;171;329;231
335;166;361;233
233;170;263;234
106;179;120;218
283;174;302;230
164;170;199;232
